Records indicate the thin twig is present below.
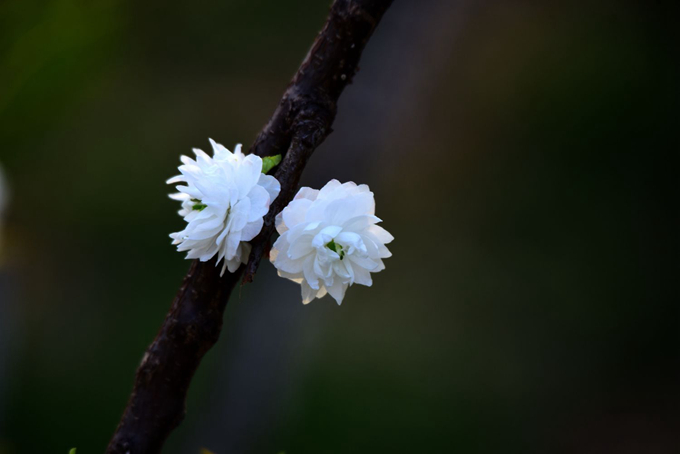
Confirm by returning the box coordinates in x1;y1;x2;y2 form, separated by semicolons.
105;1;393;452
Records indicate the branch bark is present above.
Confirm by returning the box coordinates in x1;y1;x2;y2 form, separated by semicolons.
106;1;393;452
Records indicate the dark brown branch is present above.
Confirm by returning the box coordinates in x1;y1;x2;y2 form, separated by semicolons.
105;1;393;453
244;0;394;282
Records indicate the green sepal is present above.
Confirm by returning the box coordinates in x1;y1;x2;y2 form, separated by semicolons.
261;155;282;174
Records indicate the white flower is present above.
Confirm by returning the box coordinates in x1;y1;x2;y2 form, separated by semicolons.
168;139;280;275
270;180;393;305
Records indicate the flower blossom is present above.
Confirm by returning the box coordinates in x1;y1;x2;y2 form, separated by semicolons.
270;180;393;304
168;139;280;275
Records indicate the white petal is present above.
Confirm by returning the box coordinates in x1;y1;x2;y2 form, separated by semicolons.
224;230;242;260
192;147;213;166
240;217;263;242
229;198;251;232
167;175;185;184
295;186;319;201
352;264;373;286
362;231;393;258
303;256;319;289
233;143;245;159
169;192;190;201
272;238;305;273
246;184;270;221
288;235;314;260
235;154;262;198
180;155;197;166
335;231;364;255
342;214;381;231
258;174;281;202
366;224;394;244
348;255;379;271
310;225;343;249
287;222;320;245
175;184;202;199
327;192;375;225
326;280;347;305
276;269;303;281
317;179;342;199
275;211;287;234
209;138;231;157
332;260;351;280
301;281;318;304
282;198;312;229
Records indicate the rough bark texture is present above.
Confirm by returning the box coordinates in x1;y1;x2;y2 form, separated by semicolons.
106;1;393;453
244;0;395;283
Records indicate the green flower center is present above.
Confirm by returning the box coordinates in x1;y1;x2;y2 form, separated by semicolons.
326;239;345;259
191;198;207;211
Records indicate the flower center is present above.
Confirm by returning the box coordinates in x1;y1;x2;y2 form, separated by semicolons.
325;239;345;259
190;198;207;211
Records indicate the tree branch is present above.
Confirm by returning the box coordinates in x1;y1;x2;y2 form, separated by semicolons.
106;1;393;452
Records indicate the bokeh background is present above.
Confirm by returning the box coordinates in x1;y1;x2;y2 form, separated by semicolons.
0;0;678;453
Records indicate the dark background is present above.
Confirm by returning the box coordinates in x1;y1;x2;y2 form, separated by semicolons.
0;0;678;453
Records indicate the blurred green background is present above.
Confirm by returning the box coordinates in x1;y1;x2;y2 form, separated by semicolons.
0;0;677;453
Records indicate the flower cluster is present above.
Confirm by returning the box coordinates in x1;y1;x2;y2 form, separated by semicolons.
270;180;393;305
168;139;280;275
168;140;393;304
